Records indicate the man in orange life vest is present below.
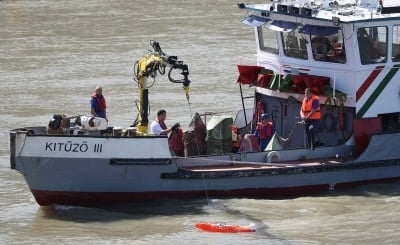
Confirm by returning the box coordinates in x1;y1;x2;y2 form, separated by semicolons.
90;86;108;121
254;113;274;151
300;88;322;150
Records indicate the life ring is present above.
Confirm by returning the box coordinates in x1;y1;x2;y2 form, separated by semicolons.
337;112;345;131
266;151;281;163
321;113;336;132
195;223;255;233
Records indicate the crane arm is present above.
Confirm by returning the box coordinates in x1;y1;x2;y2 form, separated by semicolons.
133;41;191;135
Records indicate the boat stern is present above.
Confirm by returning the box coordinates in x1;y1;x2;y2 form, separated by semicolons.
9;129;28;171
9;127;39;171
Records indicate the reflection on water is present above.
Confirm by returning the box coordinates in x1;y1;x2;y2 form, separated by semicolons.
6;184;398;244
1;0;400;244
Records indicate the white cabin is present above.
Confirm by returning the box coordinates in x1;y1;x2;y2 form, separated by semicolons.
239;0;400;151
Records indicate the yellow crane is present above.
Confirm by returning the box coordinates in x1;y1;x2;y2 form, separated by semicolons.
133;41;191;135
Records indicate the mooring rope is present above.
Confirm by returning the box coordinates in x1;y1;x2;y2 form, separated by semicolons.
182;94;211;203
276;121;303;143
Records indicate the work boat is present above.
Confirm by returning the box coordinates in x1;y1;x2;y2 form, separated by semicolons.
9;0;400;207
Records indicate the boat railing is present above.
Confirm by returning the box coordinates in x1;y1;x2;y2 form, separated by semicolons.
277;63;345;98
257;61;400;105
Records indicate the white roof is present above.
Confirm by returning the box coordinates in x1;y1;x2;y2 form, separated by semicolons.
242;0;400;23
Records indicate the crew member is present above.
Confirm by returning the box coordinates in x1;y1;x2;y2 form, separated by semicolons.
300;88;322;150
357;28;375;64
150;109;180;135
311;35;331;61
254;113;274;151
90;86;108;121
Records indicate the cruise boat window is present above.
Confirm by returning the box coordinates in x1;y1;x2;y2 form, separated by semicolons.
357;26;387;65
310;30;346;63
281;31;307;59
392;25;400;62
257;26;279;54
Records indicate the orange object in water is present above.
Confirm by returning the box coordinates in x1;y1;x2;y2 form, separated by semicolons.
195;223;255;233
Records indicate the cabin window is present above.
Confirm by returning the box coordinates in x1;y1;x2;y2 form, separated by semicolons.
392;25;400;62
310;30;346;63
357;26;387;65
257;26;279;54
380;112;400;132
281;31;307;59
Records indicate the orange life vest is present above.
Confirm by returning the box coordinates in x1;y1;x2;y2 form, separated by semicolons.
301;95;321;120
256;122;273;139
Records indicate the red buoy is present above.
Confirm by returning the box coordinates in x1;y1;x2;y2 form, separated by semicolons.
195;223;255;233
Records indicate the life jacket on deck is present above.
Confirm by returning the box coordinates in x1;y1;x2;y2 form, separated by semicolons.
301;95;321;120
256;122;273;139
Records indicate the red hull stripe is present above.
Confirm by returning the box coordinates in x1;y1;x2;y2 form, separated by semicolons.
31;177;400;206
356;64;400;118
356;65;384;102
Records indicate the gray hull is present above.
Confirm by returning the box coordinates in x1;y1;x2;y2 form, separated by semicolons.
10;128;400;206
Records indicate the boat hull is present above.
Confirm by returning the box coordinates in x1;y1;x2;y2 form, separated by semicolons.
30;175;400;206
10;130;400;206
18;157;400;206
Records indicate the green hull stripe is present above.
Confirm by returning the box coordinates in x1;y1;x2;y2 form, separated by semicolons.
357;64;400;118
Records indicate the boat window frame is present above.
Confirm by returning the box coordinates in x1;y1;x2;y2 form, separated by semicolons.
357;26;388;65
257;26;279;55
281;30;308;60
392;25;400;62
309;29;347;64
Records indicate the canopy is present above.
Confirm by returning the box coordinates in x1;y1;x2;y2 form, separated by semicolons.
241;14;270;27
300;25;340;36
268;20;299;32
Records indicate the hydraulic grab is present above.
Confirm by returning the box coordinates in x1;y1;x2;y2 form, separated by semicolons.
133;40;191;135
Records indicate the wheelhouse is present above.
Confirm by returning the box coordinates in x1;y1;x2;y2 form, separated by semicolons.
239;0;400;152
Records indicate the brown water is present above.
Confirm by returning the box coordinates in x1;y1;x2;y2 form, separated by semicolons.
1;0;400;244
